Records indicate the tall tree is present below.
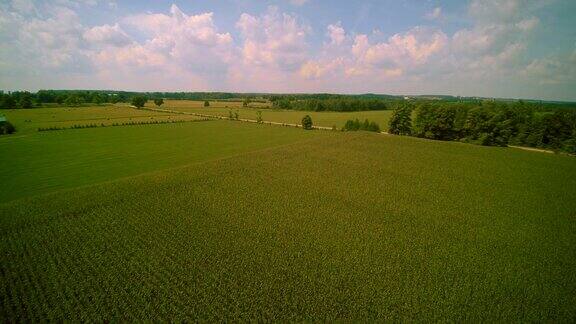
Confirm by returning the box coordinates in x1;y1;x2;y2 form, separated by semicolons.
388;104;413;135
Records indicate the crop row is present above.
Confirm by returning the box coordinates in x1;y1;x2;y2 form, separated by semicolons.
1;133;575;320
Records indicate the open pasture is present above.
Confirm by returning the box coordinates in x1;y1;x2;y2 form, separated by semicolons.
163;100;393;128
1;105;202;135
1;130;575;321
0;120;328;203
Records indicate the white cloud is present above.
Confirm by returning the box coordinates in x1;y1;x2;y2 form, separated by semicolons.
327;22;345;46
524;51;576;84
83;23;130;47
236;7;309;71
119;4;233;74
426;7;442;20
341;27;448;79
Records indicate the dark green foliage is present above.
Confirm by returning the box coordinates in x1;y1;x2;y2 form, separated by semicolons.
0;120;15;134
343;118;380;132
154;98;164;107
64;95;83;106
414;104;459;140
272;98;388;112
0;94;16;109
204;100;210;107
400;101;576;153
15;92;33;109
388;104;412;135
302;115;313;130
131;96;148;108
256;111;263;123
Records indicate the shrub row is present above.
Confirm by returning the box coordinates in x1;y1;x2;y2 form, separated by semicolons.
38;119;208;132
343;119;381;132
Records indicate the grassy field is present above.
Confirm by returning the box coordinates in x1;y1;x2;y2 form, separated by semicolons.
1;123;575;321
1;105;202;134
163;100;394;129
0;120;329;203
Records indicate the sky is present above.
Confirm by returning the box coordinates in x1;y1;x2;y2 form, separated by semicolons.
0;0;575;101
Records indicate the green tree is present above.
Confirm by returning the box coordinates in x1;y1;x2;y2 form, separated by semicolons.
256;111;263;123
228;110;234;119
131;96;147;108
243;97;251;107
388;104;412;135
64;95;81;107
204;100;210;107
0;95;16;109
302;115;313;130
18;96;33;109
154;98;164;107
413;104;457;140
234;110;240;120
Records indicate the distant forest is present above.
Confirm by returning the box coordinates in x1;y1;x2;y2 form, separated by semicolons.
1;89;574;111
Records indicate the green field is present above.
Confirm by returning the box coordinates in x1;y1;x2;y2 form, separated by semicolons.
2;105;205;135
0;120;329;203
163;100;394;129
1;113;575;320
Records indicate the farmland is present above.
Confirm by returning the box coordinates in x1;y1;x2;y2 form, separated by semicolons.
162;100;394;129
2;105;203;134
1;115;576;320
0;119;330;203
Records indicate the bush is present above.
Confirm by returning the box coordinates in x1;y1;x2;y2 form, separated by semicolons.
154;98;164;107
343;119;381;132
302;115;313;130
0;121;16;134
204;100;210;107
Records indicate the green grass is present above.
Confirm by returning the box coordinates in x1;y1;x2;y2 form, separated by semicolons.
164;100;393;129
1;129;575;321
0;120;328;203
2;105;200;135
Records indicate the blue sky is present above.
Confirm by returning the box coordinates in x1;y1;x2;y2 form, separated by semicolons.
0;0;575;101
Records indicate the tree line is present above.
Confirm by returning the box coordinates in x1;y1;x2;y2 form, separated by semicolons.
271;98;391;112
388;101;576;154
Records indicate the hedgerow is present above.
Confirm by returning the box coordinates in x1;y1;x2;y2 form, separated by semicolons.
37;119;210;132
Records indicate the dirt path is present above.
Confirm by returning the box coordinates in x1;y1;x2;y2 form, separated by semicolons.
508;145;555;154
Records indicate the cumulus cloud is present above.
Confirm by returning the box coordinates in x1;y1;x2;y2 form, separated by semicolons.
83;23;130;47
327;22;346;46
236;7;310;71
121;4;233;72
